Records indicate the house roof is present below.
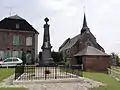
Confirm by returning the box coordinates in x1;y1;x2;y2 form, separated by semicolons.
8;15;24;20
0;15;39;34
74;46;108;56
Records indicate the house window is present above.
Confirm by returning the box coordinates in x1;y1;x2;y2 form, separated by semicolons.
0;51;4;59
16;24;20;29
12;51;19;57
19;51;23;58
13;35;20;45
5;50;11;58
26;37;32;46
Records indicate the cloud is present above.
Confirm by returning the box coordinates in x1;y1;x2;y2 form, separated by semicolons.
1;0;120;54
39;0;77;16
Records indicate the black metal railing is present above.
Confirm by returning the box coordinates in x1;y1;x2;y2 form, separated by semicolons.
15;64;83;80
15;65;24;80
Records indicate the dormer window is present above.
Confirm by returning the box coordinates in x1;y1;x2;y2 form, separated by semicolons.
16;24;20;29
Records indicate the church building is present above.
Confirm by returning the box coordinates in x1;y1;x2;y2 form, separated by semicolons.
59;13;111;72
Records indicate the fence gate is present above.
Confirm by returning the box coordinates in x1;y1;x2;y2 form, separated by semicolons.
15;64;83;80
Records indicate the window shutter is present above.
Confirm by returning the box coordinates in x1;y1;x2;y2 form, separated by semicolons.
13;35;20;45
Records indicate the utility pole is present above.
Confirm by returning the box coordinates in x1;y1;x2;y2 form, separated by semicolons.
9;7;12;16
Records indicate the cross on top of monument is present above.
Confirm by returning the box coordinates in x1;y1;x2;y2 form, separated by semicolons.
44;17;49;24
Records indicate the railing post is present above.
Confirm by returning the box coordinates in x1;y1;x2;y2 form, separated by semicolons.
15;66;17;80
55;64;57;79
81;64;83;77
45;66;47;80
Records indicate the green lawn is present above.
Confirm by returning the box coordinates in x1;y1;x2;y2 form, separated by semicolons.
0;68;15;82
0;68;28;90
83;72;120;90
0;87;28;90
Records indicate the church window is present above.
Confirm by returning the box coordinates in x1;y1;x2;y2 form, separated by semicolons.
86;30;90;34
87;43;91;46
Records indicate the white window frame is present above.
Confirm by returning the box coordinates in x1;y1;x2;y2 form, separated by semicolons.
26;37;32;46
0;51;4;59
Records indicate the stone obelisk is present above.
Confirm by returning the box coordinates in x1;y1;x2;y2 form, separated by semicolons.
41;17;54;65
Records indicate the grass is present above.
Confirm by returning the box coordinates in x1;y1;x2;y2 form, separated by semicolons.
109;69;120;79
0;68;15;82
111;66;120;72
0;68;28;90
0;87;28;90
59;67;120;90
83;72;120;90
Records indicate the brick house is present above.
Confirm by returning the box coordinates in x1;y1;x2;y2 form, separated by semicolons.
59;13;111;72
0;15;39;64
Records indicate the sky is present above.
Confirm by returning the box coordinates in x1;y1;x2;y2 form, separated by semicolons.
0;0;120;54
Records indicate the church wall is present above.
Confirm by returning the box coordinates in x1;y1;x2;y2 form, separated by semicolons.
83;55;111;72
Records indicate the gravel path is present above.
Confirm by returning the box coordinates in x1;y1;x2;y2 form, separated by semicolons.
0;74;105;90
0;67;105;90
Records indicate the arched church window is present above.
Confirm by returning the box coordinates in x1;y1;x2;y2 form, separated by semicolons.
87;43;91;46
85;41;92;46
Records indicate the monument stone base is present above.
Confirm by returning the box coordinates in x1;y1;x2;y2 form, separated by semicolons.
39;58;54;66
43;58;54;65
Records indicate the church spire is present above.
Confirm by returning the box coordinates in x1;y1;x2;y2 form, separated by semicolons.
83;12;88;28
81;12;89;34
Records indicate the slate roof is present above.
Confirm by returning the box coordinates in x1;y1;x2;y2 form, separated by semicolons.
0;15;39;34
8;15;24;20
74;46;108;56
59;34;81;51
59;28;97;51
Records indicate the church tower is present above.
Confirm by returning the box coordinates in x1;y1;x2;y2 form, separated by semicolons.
41;17;54;65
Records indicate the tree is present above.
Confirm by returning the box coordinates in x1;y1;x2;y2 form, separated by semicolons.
110;52;120;66
116;55;120;66
21;51;26;65
51;51;63;62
